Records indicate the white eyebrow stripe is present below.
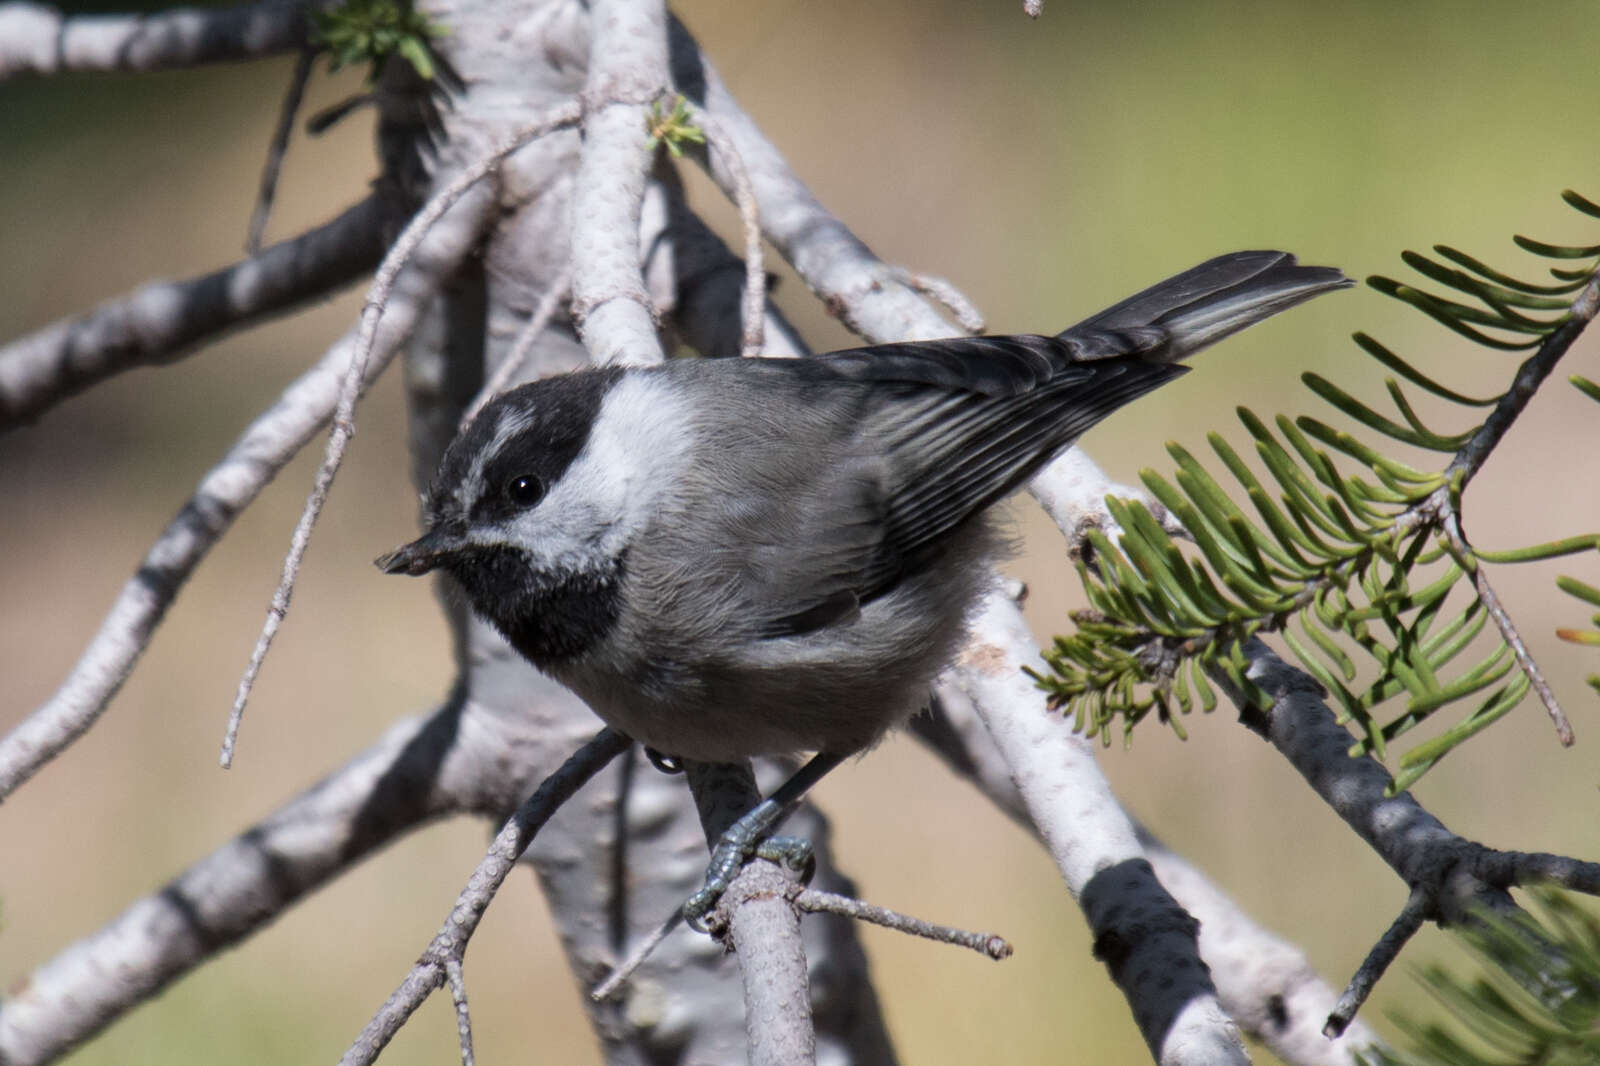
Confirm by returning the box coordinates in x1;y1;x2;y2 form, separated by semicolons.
459;405;535;512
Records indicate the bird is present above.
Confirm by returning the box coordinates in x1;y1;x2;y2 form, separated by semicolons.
377;251;1348;910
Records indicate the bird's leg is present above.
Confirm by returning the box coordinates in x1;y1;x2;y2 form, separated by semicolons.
681;752;846;930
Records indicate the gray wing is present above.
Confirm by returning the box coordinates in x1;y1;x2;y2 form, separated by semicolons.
756;343;1184;637
753;249;1348;636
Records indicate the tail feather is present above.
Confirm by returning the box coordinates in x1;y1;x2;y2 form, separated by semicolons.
1057;251;1351;363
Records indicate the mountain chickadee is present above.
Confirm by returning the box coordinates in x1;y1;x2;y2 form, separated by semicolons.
378;251;1347;902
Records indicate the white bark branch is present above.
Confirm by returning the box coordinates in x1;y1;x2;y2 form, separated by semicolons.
570;0;669;368
0;191;474;803
0;702;468;1066
0;0;312;80
691;113;766;356
945;590;1249;1066
911;695;1386;1064
0;194;389;432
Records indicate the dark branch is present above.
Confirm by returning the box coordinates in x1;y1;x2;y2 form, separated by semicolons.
1444;271;1600;486
0;194;388;432
1324;889;1430;1038
1217;640;1510;916
246;47;316;253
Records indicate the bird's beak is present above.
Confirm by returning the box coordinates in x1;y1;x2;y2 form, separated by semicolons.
375;527;465;576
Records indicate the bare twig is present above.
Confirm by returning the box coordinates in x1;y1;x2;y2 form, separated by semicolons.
0;195;388;432
570;0;671;368
794;889;1012;960
0;0;312;80
1442;510;1571;745
1325;890;1430;1038
443;959;476;1066
222;102;581;767
246;48;315;253
670;17;981;348
461;270;570;427
340;728;629;1066
694;112;766;356
0;232;463;802
889;268;984;334
589;908;683;1002
647;165;807;359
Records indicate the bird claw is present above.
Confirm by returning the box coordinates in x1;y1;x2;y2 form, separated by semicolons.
682;797;815;931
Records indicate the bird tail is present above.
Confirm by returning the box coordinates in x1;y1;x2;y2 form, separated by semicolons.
1057;251;1351;363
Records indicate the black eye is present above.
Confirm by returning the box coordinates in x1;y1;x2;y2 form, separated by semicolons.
505;474;545;508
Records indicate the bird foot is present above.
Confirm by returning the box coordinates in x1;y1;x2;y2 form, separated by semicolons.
683;796;815;930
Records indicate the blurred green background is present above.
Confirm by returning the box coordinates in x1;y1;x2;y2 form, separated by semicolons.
3;1;1599;1063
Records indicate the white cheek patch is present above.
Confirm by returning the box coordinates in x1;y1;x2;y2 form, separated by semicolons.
491;371;693;574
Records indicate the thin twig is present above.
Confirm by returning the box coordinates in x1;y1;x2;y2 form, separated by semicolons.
461;270;571;428
1324;889;1430;1038
222;101;582;767
340;727;629;1066
307;92;375;135
890;267;985;334
670;19;986;349
1442;510;1572;745
590;908;684;1002
1444;272;1600;486
444;958;476;1066
694;112;766;357
0;271;459;804
246;48;315;253
794;888;1013;960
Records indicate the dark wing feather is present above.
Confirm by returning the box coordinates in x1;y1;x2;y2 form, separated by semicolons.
855;358;1186;593
809;334;1066;396
747;249;1348;635
1057;250;1351;363
749;340;1185;633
